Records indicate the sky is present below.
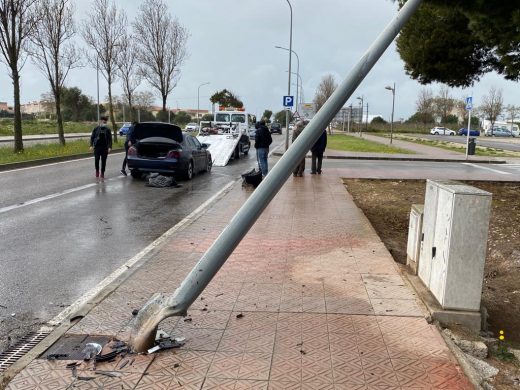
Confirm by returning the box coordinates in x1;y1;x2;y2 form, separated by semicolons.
1;0;520;122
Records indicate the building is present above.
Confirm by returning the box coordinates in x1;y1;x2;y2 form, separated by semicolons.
20;101;45;115
0;102;13;113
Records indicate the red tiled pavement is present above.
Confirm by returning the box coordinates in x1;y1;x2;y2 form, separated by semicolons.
6;170;473;389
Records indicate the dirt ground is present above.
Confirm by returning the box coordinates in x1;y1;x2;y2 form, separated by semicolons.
343;179;520;387
342;179;520;345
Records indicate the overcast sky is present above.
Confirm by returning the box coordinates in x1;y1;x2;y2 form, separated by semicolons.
1;0;519;121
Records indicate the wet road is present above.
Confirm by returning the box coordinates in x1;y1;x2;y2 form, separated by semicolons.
0;138;284;351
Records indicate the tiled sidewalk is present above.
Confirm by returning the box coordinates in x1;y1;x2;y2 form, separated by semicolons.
6;170;473;389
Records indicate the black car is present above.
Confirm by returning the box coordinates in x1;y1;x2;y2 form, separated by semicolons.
127;122;212;180
270;122;282;134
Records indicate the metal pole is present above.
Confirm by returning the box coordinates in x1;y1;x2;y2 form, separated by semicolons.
342;108;346;132
284;0;293;151
123;104;125;123
365;102;369;132
96;56;100;124
129;0;424;352
466;106;472;159
168;107;171;123
348;105;352;132
386;83;395;144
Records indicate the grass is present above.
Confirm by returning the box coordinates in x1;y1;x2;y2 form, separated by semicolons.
392;134;520;157
0;139;123;165
0;120;98;136
327;133;414;154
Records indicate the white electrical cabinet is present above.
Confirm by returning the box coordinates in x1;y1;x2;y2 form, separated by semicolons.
406;204;424;275
418;180;492;311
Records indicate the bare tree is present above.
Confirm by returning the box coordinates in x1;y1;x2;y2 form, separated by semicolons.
30;0;79;145
504;104;520;134
0;0;38;152
479;87;503;136
116;37;140;122
313;74;337;134
82;0;126;142
133;0;188;113
434;85;455;123
133;90;155;121
415;88;435;126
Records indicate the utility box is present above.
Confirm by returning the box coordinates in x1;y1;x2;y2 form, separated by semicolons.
418;180;492;311
406;204;424;275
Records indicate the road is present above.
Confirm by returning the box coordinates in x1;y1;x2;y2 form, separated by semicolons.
0;136;284;352
421;134;520;152
2;136;520;353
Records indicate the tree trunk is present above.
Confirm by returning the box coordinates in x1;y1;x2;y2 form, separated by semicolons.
162;95;167;112
55;90;65;146
128;95;134;122
12;69;24;153
107;78;118;143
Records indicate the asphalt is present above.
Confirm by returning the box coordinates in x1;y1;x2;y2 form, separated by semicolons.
1;138;478;389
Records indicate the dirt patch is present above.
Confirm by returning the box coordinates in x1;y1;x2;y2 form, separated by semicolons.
342;179;520;345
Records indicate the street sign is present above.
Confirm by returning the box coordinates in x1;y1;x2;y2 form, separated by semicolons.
465;96;473;110
283;95;294;107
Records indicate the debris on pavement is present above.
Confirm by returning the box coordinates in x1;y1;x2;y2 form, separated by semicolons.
82;342;102;361
95;370;123;378
147;336;186;354
132;309;139;316
236;313;244;319
47;353;68;360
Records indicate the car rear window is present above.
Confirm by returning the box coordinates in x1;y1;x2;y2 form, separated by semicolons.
133;122;183;143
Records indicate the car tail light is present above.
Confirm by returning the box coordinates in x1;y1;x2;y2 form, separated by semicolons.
167;150;181;159
128;146;137;156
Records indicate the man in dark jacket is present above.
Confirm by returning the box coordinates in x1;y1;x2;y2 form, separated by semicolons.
89;116;113;181
254;119;272;176
310;129;327;174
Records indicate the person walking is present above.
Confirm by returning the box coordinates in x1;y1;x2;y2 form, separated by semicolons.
121;121;137;176
89;116;112;181
292;120;306;177
254;119;272;176
310;129;327;174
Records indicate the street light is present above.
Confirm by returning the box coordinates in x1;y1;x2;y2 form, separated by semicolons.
281;0;292;150
286;70;303;105
385;83;395;144
276;46;300;111
197;82;210;126
356;96;363;136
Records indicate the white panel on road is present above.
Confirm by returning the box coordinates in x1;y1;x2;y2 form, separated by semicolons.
197;134;240;167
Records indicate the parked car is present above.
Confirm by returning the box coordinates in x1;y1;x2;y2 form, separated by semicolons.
457;128;480;136
484;127;514;137
185;122;199;131
118;122;132;136
127;122;212;180
248;126;256;140
270;122;282;134
430;126;455;136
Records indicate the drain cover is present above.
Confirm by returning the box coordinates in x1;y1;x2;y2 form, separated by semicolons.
42;335;110;361
0;331;50;372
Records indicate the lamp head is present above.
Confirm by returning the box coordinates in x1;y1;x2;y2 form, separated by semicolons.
385;86;393;91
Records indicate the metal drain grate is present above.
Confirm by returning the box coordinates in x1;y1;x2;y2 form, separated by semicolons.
0;331;50;372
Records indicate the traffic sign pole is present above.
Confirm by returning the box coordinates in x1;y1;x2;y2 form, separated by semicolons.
465;97;473;159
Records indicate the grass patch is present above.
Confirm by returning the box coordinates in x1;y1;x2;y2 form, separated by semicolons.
327;133;414;154
0;139;123;165
393;134;520;157
0;120;98;136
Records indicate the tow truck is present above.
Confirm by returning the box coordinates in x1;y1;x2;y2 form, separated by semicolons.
196;107;256;166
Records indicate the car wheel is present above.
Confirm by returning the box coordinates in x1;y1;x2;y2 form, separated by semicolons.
130;170;142;179
434;132;439;135
234;146;240;159
206;156;212;172
186;161;194;180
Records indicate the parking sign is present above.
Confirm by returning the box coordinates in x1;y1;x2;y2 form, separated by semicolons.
283;96;294;107
465;96;473;110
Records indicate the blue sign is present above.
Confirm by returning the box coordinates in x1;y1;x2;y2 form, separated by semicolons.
283;95;294;107
465;96;473;110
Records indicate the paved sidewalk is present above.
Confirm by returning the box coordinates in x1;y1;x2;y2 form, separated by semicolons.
6;170;473;389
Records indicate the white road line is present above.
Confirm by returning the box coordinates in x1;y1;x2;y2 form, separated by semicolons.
47;180;236;326
463;163;511;175
0;176;124;215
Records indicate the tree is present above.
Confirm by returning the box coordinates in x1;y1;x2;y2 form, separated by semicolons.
0;0;38;152
82;0;126;142
505;105;520;133
133;0;188;114
117;38;140;122
274;110;292;125
395;1;519;87
133;90;155;121
479;87;503;136
262;109;272;122
406;111;434;124
313;74;337;111
415;88;435;126
433;85;455;123
210;89;243;109
174;111;191;126
51;86;98;121
30;0;80;146
201;113;213;121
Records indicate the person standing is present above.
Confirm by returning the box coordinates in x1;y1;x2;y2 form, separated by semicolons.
310;129;327;174
254;119;272;176
89;116;112;181
292;120;306;177
121;121;137;176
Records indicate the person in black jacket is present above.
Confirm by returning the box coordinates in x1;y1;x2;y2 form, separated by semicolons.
310;129;327;174
121;122;137;176
254;119;272;176
89;116;112;181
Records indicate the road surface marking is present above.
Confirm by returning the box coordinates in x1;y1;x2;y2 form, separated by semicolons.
0;176;124;215
462;163;511;175
47;179;236;326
